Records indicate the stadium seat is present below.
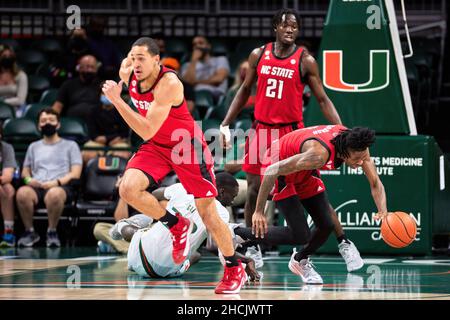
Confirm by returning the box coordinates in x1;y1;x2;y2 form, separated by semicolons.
34;39;63;56
2;118;40;153
59;117;89;144
234;118;253;132
17;49;47;73
23;103;50;121
210;39;229;56
39;88;58;105
166;39;189;61
0;102;15;122
201;118;221;132
76;155;128;218
195;89;214;111
28;75;50;103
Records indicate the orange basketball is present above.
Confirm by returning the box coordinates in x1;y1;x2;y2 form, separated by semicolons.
380;211;417;248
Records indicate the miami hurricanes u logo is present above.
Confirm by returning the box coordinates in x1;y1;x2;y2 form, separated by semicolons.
323;50;389;92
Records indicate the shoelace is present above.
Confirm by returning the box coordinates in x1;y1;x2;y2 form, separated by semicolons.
222;267;241;284
341;244;357;261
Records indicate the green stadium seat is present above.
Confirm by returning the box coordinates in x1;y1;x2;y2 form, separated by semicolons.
59;117;89;144
201;118;221;132
235;118;253;132
17;49;47;73
166;39;188;60
23;103;50;121
0;102;15;122
39;88;58;105
28;75;50;103
195;89;214;111
34;39;63;56
2;118;40;152
210;39;229;57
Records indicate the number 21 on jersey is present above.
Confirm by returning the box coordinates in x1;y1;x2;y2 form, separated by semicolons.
265;78;284;99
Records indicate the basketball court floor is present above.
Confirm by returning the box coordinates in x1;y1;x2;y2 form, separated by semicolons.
0;247;449;300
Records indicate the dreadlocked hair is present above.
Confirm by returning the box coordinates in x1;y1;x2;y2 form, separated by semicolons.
331;127;376;158
272;8;301;30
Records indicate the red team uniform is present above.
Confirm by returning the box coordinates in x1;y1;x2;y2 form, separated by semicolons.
126;66;217;198
243;42;307;175
264;124;347;201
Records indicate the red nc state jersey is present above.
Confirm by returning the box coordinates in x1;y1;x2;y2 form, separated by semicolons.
255;42;306;125
277;125;348;171
128;66;200;147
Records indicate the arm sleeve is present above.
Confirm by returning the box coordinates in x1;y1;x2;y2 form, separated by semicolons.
68;141;83;166
23;143;34;170
4;71;28;107
216;57;230;72
2;143;17;169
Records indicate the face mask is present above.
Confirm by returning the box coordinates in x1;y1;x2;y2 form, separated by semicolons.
81;71;96;83
100;95;112;105
40;123;57;137
0;56;15;69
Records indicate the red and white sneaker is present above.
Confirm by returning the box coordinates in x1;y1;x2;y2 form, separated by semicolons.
215;261;248;294
169;214;193;265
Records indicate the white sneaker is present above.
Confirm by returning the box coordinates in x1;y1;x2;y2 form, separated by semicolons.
245;245;264;269
288;251;323;284
338;240;364;272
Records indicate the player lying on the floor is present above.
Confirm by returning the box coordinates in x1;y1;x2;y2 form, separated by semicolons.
110;172;261;281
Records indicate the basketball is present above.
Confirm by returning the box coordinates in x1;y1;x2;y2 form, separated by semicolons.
381;211;417;248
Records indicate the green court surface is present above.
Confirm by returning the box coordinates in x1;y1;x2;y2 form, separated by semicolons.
0;247;449;300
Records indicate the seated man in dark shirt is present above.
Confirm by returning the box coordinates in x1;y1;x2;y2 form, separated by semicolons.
82;92;131;164
52;54;102;123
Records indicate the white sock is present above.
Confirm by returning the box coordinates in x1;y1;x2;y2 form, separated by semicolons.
4;220;14;232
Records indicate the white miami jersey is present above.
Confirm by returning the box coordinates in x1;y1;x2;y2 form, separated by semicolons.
127;183;229;278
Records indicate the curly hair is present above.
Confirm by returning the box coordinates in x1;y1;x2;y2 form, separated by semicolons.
331;127;376;158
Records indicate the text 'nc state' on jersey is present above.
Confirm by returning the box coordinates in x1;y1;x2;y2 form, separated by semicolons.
131;97;151;111
260;65;295;79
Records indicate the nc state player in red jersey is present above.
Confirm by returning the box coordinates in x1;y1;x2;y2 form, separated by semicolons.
249;126;389;283
102;38;246;294
220;9;341;228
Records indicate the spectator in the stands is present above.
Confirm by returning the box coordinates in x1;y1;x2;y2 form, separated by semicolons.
64;28;91;78
0;125;17;248
0;45;28;116
161;57;196;114
181;36;230;102
86;16;121;80
82;91;131;164
52;54;102;123
16;108;82;248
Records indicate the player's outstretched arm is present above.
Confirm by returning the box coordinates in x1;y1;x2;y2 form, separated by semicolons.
253;140;329;238
361;156;389;220
303;54;342;125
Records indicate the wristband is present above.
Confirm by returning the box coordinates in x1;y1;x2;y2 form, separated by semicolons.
24;177;32;185
219;125;231;143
